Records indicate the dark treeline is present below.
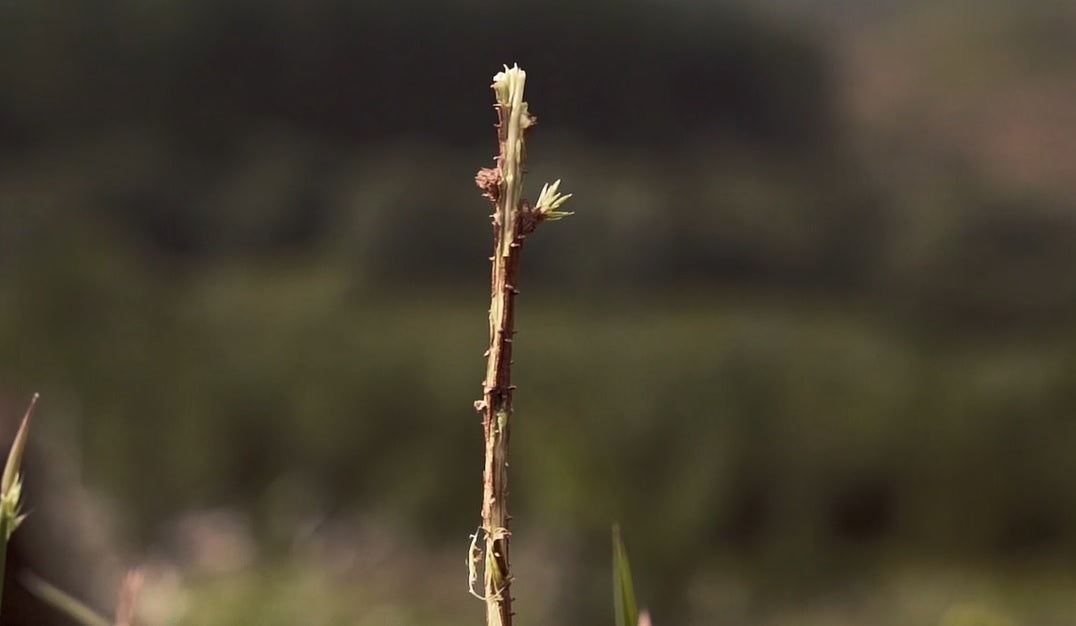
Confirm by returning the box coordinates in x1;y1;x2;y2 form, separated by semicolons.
2;0;1072;326
0;1;828;149
1;0;848;282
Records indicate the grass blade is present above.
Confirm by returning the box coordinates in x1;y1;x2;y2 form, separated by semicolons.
0;393;38;612
612;524;639;626
21;571;112;626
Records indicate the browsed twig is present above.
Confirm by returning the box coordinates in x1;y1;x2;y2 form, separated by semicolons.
472;64;572;626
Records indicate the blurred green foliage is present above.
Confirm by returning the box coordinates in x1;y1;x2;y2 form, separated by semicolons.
1;0;1075;623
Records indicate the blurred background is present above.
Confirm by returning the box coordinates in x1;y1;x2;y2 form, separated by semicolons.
1;0;1075;624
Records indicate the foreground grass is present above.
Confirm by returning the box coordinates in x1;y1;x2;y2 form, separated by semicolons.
169;554;475;626
9;274;1076;623
158;550;1076;626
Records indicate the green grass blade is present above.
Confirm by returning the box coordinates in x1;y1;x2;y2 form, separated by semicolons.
20;572;112;626
1;394;36;498
0;394;37;613
612;524;639;626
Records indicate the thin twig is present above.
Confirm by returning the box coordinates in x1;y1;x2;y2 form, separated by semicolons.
472;64;572;626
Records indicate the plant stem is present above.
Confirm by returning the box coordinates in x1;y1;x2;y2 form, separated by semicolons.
475;65;530;626
473;63;572;626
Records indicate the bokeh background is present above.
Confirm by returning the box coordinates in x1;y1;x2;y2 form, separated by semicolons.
2;0;1076;624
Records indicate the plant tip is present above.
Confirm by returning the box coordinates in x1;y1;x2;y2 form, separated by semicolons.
2;394;38;497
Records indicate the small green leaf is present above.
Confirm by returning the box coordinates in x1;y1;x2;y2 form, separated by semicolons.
0;473;25;540
612;524;639;626
535;179;574;220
